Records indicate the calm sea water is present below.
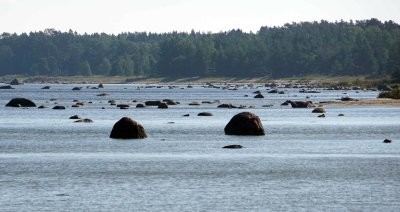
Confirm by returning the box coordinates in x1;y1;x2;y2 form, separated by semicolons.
0;83;399;211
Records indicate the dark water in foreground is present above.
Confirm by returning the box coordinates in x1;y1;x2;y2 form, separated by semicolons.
0;84;399;211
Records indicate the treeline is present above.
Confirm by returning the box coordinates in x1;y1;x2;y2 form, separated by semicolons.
0;19;399;78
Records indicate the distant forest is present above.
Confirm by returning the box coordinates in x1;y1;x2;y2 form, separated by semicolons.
0;19;399;78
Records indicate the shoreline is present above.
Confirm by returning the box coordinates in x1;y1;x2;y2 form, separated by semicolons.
321;98;400;106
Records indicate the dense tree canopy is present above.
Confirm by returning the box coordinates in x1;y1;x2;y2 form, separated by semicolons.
0;19;399;78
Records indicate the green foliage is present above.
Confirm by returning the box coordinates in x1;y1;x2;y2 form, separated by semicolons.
378;89;400;99
392;67;400;83
0;19;399;78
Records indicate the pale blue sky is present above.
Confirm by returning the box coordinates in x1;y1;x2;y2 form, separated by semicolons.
1;0;399;34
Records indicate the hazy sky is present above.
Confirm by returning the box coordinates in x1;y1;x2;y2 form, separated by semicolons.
1;0;399;34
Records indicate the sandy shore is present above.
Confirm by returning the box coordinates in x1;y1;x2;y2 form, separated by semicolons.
321;98;400;106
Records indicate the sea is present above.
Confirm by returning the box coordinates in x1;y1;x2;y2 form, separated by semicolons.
0;83;399;211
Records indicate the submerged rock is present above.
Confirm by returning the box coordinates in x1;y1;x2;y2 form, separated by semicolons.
110;117;147;139
0;85;14;89
6;98;36;107
224;112;265;136
223;145;243;149
198;112;213;116
74;118;93;123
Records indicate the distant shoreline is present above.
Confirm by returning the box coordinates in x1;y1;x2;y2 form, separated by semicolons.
0;75;391;87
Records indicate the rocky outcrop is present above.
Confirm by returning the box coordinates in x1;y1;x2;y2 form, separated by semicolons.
224;112;265;136
110;117;147;139
6;98;36;107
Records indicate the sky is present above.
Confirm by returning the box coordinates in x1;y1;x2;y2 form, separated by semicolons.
1;0;400;34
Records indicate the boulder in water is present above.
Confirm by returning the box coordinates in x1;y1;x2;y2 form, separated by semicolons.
74;118;93;123
10;78;23;85
53;106;66;110
198;112;213;116
312;107;326;113
6;98;36;107
224;112;265;136
0;85;14;89
223;145;243;149
110;117;147;139
158;103;168;109
254;93;264;98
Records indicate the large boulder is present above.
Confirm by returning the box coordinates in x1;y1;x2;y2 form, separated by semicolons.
224;112;265;136
312;107;326;113
10;78;23;85
0;85;14;89
145;100;162;106
110;117;147;139
6;98;36;107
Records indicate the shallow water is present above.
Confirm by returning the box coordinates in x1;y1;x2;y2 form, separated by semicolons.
0;84;399;211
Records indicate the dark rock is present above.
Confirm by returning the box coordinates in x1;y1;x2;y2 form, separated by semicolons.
6;98;36;107
224;112;265;136
217;103;237;109
183;114;190;117
10;78;23;85
338;114;344;116
189;101;201;106
110;117;147;139
223;145;243;149
117;104;130;108
0;85;14;89
136;103;145;108
74;118;93;123
285;100;313;108
145;100;162;106
383;139;392;143
162;99;179;105
341;97;357;101
254;93;264;98
97;93;109;96
53;106;66;110
41;86;51;89
158;103;168;109
69;115;81;119
198;112;213;116
312;107;326;113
